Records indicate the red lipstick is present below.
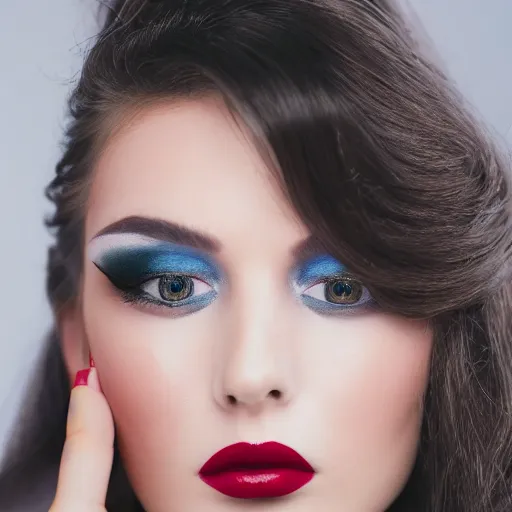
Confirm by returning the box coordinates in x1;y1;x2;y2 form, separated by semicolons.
199;442;314;499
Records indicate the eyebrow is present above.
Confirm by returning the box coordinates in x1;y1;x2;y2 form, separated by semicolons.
92;216;221;252
92;215;327;260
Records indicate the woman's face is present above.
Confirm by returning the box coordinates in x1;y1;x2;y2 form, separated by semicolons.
77;98;433;511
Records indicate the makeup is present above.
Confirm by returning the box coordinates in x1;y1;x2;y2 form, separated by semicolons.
199;442;315;499
87;230;375;317
87;233;222;315
73;369;91;388
293;254;376;315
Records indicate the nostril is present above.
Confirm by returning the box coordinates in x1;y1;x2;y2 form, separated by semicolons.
225;390;282;405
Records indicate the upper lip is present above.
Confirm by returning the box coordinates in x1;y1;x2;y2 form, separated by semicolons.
199;441;314;475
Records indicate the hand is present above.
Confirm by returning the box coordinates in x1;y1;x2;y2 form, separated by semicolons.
49;365;114;512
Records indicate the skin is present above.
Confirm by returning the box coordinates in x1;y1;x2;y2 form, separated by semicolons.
57;97;433;512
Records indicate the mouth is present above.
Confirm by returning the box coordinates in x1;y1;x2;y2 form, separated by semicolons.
198;441;315;499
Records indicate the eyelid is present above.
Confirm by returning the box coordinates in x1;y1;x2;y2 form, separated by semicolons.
301;272;360;291
89;238;223;288
293;254;349;289
128;269;213;286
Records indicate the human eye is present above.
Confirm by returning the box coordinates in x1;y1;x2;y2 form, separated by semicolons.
302;276;374;310
294;254;377;316
87;234;221;316
128;273;215;312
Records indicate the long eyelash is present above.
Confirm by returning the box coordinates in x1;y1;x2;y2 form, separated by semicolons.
113;277;217;315
299;274;379;314
303;275;362;293
118;287;168;308
114;287;196;318
104;270;194;307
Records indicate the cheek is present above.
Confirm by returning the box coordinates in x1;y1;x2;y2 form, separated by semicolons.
313;314;431;421
302;314;432;499
305;314;432;415
345;317;432;426
81;268;213;485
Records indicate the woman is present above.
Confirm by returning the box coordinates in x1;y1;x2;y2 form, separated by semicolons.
1;0;511;510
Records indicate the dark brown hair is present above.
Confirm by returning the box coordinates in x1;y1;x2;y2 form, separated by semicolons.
1;1;512;510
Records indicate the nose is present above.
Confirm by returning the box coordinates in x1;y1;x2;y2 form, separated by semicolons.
213;287;296;412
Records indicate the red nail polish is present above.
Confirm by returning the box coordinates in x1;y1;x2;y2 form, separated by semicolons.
73;368;91;388
89;354;95;368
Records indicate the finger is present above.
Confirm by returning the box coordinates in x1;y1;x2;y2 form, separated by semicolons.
50;367;114;511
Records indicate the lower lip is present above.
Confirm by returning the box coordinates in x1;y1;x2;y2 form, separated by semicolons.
200;468;314;499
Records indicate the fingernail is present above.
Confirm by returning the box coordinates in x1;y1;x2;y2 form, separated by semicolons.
73;368;91;388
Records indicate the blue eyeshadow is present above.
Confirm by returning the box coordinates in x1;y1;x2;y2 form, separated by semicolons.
294;254;347;288
294;254;376;315
94;242;221;288
92;239;375;317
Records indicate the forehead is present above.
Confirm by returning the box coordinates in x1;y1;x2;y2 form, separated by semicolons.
85;98;308;251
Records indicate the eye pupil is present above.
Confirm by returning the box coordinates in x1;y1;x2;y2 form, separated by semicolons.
326;279;362;304
159;275;193;301
170;279;184;293
332;281;351;297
